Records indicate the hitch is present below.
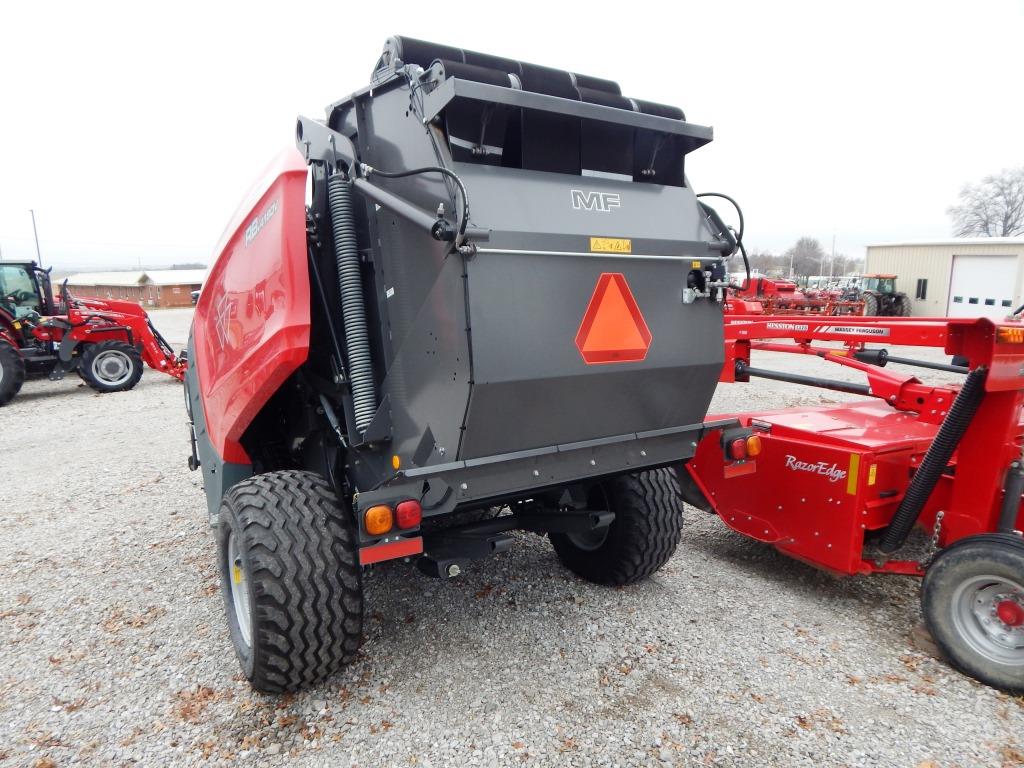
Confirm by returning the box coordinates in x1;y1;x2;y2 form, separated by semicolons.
416;510;615;579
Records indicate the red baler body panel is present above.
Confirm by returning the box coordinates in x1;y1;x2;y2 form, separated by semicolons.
192;149;310;464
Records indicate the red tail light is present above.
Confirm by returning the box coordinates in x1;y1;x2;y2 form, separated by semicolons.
395;500;422;529
728;438;748;461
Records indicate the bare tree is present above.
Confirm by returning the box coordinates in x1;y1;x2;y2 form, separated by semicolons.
947;167;1024;237
783;237;827;277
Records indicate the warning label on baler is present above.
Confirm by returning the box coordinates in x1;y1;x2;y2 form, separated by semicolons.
589;237;632;254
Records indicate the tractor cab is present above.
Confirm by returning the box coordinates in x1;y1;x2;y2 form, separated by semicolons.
0;261;56;321
861;274;897;294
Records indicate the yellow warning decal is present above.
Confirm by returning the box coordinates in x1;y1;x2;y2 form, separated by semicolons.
232;565;243;585
847;453;860;495
692;260;702;268
590;237;632;254
868;463;877;486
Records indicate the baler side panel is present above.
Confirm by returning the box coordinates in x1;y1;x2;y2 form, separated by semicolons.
192;150;311;464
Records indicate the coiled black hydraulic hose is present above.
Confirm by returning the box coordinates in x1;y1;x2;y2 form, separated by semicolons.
877;367;987;553
327;173;377;434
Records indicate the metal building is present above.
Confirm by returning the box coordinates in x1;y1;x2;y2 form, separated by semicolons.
865;238;1024;319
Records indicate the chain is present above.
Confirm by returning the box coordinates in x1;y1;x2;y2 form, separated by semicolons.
921;510;945;569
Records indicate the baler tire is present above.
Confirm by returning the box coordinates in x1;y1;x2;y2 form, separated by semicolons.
0;341;26;406
922;534;1024;693
217;470;363;693
550;468;684;586
862;293;879;316
80;340;143;393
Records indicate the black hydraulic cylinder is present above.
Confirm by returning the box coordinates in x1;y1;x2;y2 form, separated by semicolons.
854;348;968;374
878;367;987;553
998;461;1024;533
735;360;871;396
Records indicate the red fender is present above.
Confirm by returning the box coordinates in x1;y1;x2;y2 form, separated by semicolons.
192;149;310;464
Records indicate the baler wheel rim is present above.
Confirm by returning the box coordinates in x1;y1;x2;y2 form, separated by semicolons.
226;530;253;649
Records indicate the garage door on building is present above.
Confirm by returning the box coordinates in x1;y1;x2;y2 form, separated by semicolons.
946;255;1016;320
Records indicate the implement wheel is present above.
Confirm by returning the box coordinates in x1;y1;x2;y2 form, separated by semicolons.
217;470;363;693
550;468;684;586
0;341;26;406
922;534;1024;693
80;340;143;393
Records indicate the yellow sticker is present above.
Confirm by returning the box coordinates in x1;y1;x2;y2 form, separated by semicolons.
13;321;21;330
847;453;860;495
868;464;877;486
232;565;243;585
692;260;702;268
590;237;632;254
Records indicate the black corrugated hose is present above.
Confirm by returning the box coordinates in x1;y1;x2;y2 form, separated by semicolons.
878;367;987;553
327;173;377;434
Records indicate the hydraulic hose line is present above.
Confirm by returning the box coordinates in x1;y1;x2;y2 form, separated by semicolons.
327;173;377;434
877;367;987;553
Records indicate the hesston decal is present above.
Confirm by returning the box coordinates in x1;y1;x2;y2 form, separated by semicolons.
575;273;652;364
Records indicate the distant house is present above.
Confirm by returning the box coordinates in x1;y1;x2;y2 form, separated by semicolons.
65;269;207;308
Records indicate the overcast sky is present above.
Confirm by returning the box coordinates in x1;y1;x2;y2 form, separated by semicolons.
1;1;1022;270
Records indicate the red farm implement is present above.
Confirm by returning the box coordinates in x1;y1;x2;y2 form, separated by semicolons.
686;314;1024;691
727;276;863;316
0;261;186;405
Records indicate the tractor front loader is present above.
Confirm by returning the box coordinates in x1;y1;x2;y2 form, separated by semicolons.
0;261;187;405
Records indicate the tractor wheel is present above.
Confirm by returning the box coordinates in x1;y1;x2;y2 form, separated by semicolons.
550;468;684;586
897;293;912;316
862;293;880;316
80;340;143;393
922;533;1024;693
0;341;26;406
217;470;363;693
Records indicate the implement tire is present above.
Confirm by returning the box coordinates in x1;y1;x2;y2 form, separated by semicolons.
922;534;1024;693
80;340;143;393
217;470;363;693
0;341;25;406
551;468;684;586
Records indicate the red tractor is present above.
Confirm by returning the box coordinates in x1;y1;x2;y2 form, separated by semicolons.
0;261;186;405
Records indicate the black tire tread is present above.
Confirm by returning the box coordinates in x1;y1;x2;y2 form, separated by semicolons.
220;470;362;693
551;468;684;586
80;340;144;393
0;341;26;406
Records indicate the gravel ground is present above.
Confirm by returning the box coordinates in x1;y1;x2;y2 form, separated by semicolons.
2;308;1022;767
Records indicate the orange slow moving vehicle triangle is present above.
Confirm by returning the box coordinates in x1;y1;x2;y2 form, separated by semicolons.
575;273;652;364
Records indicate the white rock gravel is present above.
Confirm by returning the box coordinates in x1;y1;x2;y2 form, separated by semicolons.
1;308;1022;767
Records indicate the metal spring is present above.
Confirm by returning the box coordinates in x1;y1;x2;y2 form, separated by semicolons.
327;174;377;434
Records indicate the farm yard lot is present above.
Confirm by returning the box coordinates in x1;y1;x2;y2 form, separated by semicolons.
1;307;1021;767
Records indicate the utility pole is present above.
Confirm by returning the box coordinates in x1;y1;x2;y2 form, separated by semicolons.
829;233;836;278
30;209;43;268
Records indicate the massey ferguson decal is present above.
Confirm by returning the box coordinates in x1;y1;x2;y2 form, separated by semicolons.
813;324;890;337
570;189;621;212
766;322;810;332
244;199;280;247
784;454;847;482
